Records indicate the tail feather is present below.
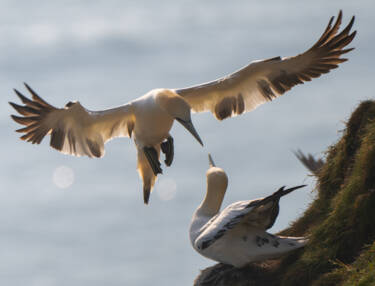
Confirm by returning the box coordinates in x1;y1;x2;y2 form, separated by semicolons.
137;146;158;205
143;185;151;205
270;185;307;202
276;185;307;197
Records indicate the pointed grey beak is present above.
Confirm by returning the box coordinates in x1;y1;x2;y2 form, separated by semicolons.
176;118;204;146
208;154;216;167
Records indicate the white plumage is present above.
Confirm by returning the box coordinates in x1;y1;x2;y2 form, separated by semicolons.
10;87;202;204
176;11;355;120
190;155;308;267
10;11;355;204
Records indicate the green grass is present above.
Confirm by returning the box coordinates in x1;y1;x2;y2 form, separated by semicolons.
195;100;375;286
279;100;375;286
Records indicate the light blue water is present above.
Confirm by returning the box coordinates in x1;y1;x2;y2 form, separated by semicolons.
0;1;373;285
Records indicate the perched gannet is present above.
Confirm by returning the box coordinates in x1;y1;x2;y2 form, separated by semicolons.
10;11;354;204
189;155;308;267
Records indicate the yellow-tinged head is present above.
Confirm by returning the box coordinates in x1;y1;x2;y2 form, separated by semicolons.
156;89;191;119
200;154;228;215
156;89;204;146
206;155;228;195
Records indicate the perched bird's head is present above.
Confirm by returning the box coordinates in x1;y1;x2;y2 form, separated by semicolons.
156;89;203;146
206;154;228;194
198;154;228;215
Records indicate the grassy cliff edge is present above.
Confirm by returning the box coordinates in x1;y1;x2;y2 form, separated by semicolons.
195;100;375;286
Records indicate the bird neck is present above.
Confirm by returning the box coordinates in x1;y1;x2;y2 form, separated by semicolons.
198;184;226;217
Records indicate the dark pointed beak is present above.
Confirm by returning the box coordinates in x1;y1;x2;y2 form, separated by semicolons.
208;154;216;167
176;118;204;146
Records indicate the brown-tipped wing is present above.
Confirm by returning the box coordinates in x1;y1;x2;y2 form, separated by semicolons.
10;83;134;158
175;11;356;120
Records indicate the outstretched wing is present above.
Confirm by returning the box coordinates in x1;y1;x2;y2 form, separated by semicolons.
175;11;355;120
10;83;135;158
195;185;306;250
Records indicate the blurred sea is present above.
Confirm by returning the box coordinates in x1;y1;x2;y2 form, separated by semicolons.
0;1;374;285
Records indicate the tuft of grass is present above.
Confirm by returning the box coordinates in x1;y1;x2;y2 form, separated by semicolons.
316;242;375;286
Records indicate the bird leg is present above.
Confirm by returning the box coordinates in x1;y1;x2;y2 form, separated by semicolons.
161;135;174;167
143;146;163;175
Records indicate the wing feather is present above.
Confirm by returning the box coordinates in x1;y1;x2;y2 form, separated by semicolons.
10;83;134;158
195;185;305;250
175;11;355;120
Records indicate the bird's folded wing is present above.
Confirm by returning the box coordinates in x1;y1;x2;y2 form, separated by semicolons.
175;11;355;120
195;200;258;250
195;185;306;250
10;83;134;158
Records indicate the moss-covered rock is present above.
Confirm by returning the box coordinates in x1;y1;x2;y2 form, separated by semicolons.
194;100;375;286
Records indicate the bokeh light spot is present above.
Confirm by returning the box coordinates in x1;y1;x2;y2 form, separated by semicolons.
156;178;177;201
52;166;75;189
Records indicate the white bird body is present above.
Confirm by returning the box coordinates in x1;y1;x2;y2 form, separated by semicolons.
131;90;174;148
10;11;355;204
10;87;202;204
191;201;307;267
190;156;307;268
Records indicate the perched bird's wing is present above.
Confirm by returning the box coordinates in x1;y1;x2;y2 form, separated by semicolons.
175;11;355;120
294;149;324;175
10;83;135;158
195;185;305;250
195;200;254;250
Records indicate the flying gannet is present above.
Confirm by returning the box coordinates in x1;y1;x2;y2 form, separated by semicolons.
10;11;354;204
189;155;308;267
10;86;202;204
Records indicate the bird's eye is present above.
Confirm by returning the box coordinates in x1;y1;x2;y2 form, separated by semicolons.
65;101;75;108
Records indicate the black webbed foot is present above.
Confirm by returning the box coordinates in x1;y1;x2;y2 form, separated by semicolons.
161;136;174;167
143;146;162;175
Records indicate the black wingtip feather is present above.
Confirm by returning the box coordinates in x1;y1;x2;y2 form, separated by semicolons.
9;101;40;116
11;114;38;126
14;89;29;103
23;82;53;108
342;16;355;36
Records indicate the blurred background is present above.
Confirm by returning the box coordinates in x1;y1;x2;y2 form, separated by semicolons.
0;1;373;285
